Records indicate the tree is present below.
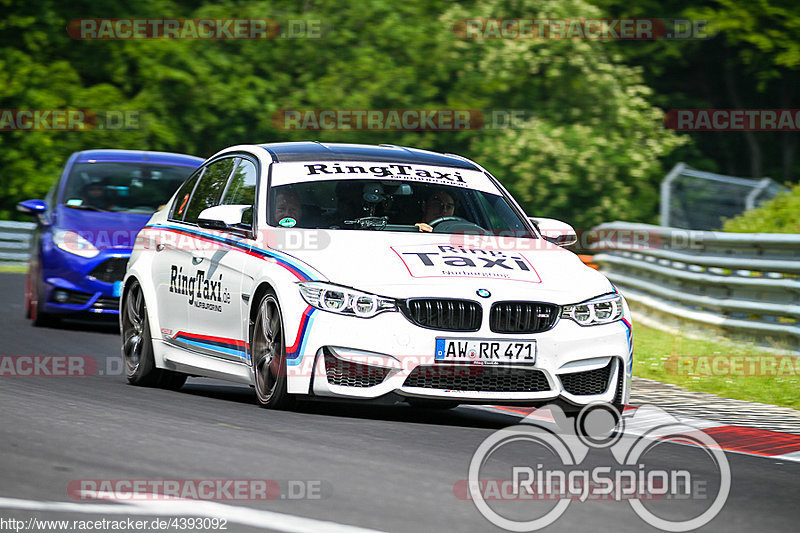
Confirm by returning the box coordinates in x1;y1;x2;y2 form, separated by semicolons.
1;0;685;230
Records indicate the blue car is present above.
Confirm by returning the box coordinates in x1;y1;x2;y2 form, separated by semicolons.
17;149;204;326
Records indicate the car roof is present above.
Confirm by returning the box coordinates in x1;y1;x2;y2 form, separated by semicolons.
73;149;204;167
258;142;480;170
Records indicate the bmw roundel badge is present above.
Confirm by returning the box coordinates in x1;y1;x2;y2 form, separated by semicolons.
476;289;491;298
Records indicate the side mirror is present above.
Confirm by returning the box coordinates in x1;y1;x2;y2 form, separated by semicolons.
529;217;577;247
17;199;47;216
197;205;251;235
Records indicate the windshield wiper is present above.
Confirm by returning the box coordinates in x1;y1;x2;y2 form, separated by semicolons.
343;216;389;230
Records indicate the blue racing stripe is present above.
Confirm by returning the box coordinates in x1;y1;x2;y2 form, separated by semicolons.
145;224;319;281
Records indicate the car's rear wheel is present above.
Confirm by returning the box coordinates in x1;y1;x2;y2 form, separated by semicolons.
251;291;293;409
122;279;186;390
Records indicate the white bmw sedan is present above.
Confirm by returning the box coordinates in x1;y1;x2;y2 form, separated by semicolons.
122;142;632;411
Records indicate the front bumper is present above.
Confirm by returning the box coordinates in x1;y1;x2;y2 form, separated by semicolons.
39;246;129;317
286;308;632;406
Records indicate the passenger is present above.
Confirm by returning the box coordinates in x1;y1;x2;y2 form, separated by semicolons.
325;181;366;227
274;188;301;224
336;181;365;221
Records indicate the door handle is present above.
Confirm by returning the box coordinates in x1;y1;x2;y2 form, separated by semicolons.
192;256;204;265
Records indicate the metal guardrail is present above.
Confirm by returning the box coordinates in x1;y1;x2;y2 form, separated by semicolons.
1;219;798;349
589;222;800;351
0;221;34;268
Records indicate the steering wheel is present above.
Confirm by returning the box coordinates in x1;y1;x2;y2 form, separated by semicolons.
427;216;488;234
427;216;467;228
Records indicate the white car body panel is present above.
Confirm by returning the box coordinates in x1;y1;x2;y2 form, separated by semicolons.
124;143;633;407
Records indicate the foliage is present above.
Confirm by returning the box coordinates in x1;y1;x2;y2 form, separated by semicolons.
0;0;754;231
594;0;800;183
722;182;800;233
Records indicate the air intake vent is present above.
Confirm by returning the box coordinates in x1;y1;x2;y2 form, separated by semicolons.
404;365;550;392
324;351;390;388
559;361;614;396
489;301;559;333
401;299;482;331
88;257;129;283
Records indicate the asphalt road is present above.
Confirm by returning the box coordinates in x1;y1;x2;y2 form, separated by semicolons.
0;272;797;532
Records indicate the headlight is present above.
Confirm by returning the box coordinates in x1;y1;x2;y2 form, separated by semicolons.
53;229;99;258
298;282;397;318
561;293;623;326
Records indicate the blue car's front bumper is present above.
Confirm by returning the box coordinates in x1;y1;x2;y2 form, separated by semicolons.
38;239;129;317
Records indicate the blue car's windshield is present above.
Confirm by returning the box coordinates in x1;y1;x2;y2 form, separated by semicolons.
62;162;195;213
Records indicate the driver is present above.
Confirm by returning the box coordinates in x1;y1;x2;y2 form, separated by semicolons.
81;180;114;210
416;189;455;231
421;189;455;222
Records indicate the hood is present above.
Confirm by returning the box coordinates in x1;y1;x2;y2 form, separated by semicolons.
55;205;152;250
276;230;614;305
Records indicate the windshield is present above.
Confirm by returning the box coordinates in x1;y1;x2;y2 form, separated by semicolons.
62;162;196;214
270;179;536;237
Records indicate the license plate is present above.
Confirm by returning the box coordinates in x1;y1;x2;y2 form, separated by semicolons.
435;338;536;364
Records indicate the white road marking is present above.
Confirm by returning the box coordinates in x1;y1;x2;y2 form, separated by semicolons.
0;493;386;533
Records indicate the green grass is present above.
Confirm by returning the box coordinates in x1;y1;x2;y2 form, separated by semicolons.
0;265;27;273
632;322;799;410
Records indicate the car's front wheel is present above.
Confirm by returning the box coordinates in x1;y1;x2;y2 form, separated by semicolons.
251;291;294;409
29;264;59;327
121;279;186;390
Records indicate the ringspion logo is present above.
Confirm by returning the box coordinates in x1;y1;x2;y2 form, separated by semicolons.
465;404;730;531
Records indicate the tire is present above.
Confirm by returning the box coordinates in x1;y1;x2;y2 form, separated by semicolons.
407;399;460;410
250;291;294;409
30;271;59;328
122;279;186;390
24;269;32;319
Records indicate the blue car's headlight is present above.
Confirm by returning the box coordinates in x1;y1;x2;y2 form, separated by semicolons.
561;293;624;326
53;229;99;258
298;282;396;318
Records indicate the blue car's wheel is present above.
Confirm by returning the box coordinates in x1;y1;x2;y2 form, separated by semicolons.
29;264;59;328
